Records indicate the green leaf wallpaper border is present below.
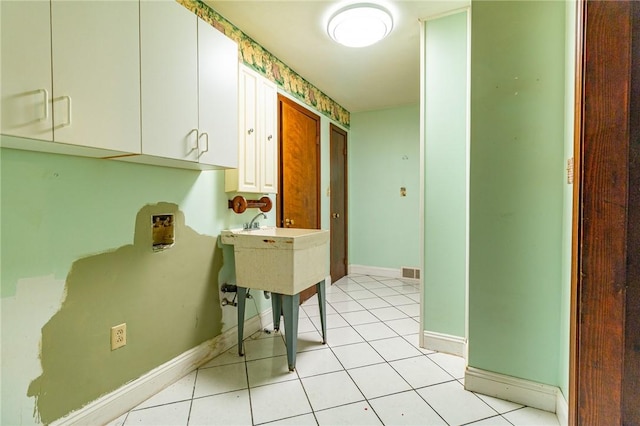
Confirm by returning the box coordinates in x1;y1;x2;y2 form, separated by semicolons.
178;0;351;128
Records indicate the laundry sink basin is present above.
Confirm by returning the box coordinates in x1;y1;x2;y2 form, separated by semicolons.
221;227;329;295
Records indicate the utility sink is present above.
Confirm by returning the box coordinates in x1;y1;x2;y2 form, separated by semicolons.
221;227;329;295
221;226;330;371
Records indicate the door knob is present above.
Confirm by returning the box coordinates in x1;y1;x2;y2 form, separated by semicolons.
332;213;340;219
285;218;295;227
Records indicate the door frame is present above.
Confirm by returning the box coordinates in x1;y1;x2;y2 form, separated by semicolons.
570;1;639;424
329;123;348;282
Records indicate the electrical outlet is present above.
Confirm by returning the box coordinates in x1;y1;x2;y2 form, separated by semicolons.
111;323;127;350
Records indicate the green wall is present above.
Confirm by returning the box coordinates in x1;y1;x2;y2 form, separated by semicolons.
468;1;566;385
0;146;273;424
349;104;420;270
1;88;340;424
422;10;468;339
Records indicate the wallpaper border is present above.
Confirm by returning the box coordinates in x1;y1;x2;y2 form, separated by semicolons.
178;0;351;128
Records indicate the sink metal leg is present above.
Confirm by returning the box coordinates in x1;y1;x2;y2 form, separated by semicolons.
237;286;247;357
316;280;327;344
282;293;300;371
271;293;282;331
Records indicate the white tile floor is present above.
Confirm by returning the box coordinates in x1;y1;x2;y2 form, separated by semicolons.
110;275;560;426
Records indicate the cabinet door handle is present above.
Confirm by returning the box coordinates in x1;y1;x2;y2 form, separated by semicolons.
332;213;340;219
199;131;209;155
62;95;72;127
190;128;199;153
267;135;272;141
248;128;254;135
39;89;49;121
285;218;295;227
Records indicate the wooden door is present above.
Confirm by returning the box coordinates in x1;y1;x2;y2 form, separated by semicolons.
330;124;348;282
277;94;320;303
570;1;640;424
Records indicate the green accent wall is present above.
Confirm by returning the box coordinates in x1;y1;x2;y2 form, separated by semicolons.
349;104;420;270
422;10;469;338
0;147;271;423
468;1;566;385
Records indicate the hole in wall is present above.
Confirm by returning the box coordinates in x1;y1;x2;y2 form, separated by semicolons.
152;214;175;251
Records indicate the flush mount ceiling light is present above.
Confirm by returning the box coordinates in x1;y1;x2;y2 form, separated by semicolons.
327;4;393;48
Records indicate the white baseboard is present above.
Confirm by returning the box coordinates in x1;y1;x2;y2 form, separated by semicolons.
556;389;568;426
52;312;267;426
465;366;560;413
349;264;399;278
348;265;420;283
422;330;467;357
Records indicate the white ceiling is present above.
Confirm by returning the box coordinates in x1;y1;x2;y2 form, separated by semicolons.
204;1;469;113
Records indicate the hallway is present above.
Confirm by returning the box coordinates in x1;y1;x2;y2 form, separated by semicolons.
110;275;559;425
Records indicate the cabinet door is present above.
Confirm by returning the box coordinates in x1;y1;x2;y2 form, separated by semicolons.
140;0;198;161
260;79;278;193
1;1;53;140
237;67;260;192
51;0;140;153
198;19;238;168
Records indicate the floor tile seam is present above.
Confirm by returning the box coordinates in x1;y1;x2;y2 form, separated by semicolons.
459;413;507;425
184;367;199;426
348;317;406;343
316;335;389;378
128;397;194;413
192;382;251;400
298;375;369;413
246;368;298;388
338;363;406;422
366;387;450;425
241;354;259;426
328;333;404;348
197;359;245;370
251;410;315;426
367;341;429;364
345;316;405;327
399;333;436;354
411;386;455;426
120;411;131;425
326;303;367;314
311;397;368;414
425;352;465;380
381;299;418;306
339;287;376;294
293;363;323;426
412;377;463;392
414;377;509;423
502;405;541;417
370;313;412;323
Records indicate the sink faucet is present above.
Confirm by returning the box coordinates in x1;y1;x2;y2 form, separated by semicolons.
246;212;267;229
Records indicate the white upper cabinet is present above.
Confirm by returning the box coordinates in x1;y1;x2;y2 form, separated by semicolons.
2;0;237;170
226;65;277;193
1;0;140;155
51;0;140;153
140;1;238;168
259;76;278;193
140;0;199;162
1;1;53;140
198;19;239;168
